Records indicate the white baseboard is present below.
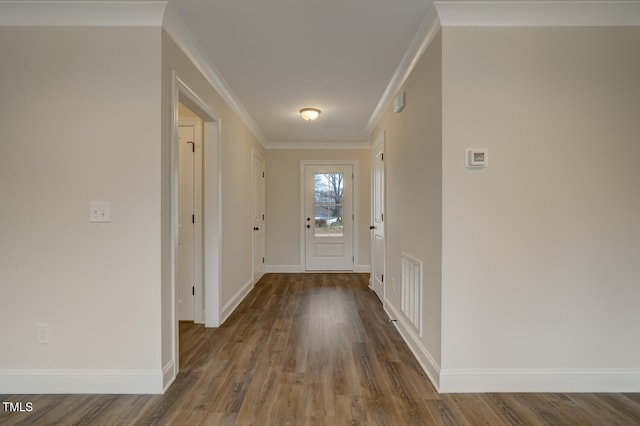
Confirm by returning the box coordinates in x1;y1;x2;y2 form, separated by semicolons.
265;265;303;273
0;369;164;394
221;278;254;323
384;300;441;390
383;300;640;393
355;264;371;273
439;368;640;393
162;360;175;392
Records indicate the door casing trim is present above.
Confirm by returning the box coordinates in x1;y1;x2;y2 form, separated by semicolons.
168;71;222;390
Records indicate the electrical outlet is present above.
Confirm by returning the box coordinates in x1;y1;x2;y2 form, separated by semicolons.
36;323;49;344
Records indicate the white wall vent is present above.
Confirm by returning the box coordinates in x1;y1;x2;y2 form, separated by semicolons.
401;252;422;336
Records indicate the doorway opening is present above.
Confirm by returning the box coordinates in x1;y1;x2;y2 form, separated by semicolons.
168;73;221;387
178;103;202;324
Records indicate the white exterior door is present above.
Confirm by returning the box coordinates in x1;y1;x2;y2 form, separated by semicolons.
178;125;195;321
252;152;265;283
371;138;385;300
305;165;354;271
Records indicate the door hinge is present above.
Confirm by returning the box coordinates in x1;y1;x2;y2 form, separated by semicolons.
381;153;384;161
381;213;384;222
352;214;354;220
192;214;195;224
262;214;265;220
192;286;195;296
382;274;384;282
262;257;265;263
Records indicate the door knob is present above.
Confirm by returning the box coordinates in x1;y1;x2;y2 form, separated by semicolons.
307;217;311;221
306;224;311;229
254;227;259;231
369;226;376;230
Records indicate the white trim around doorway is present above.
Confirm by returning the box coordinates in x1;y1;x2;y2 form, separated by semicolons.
168;72;222;390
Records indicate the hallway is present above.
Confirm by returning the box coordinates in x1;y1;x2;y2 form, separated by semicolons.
2;273;639;425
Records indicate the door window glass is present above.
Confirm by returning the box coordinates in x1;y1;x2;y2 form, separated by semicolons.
314;173;344;237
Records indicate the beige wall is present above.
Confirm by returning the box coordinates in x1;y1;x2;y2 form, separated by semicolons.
0;27;162;376
370;26;640;391
0;25;266;393
373;32;443;372
178;102;199;119
441;27;640;373
265;149;371;271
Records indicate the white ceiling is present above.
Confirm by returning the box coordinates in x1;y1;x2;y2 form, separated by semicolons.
3;1;636;147
169;0;433;146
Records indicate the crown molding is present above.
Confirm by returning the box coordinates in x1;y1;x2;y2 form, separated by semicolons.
366;1;640;134
434;1;640;27
365;6;441;134
266;141;371;150
0;1;269;147
162;5;267;146
0;1;167;26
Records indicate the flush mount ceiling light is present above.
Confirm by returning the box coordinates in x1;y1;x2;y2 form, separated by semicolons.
299;107;321;122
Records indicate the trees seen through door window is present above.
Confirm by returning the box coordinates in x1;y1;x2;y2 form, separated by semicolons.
314;173;344;236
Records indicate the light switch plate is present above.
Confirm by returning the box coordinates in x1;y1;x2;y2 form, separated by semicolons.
36;323;49;344
89;201;110;223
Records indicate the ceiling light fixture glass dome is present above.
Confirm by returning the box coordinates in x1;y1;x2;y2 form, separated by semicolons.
299;108;321;122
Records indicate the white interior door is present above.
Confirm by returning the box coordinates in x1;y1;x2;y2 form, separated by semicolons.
252;152;265;283
178;125;195;321
371;139;385;300
305;165;354;271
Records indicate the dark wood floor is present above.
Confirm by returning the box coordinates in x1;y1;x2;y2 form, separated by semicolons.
2;273;639;425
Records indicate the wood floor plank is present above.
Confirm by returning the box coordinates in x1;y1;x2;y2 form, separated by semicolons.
383;361;439;426
449;393;509;426
569;393;640;425
514;393;592;426
305;350;333;417
267;372;306;425
424;397;473;426
487;393;546;426
2;273;639;425
233;360;279;424
334;395;371;425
